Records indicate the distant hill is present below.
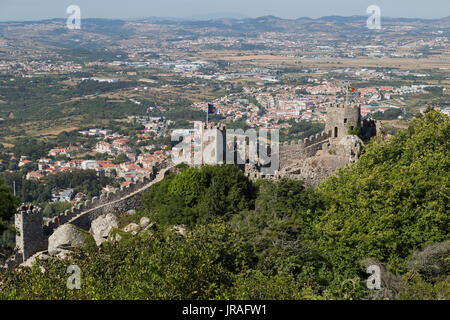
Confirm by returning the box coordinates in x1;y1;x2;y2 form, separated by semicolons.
2;14;448;26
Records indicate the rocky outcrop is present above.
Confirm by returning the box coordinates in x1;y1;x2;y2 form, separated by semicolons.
48;224;91;256
21;251;50;268
139;217;151;229
90;213;119;246
173;225;187;237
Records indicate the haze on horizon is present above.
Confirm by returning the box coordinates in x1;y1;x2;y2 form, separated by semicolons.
0;0;448;22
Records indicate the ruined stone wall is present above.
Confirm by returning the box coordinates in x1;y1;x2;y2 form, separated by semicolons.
279;140;307;167
279;131;331;169
45;178;142;233
69;190;145;231
282;167;334;187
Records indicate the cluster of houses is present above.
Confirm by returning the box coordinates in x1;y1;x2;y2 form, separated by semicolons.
26;159;120;181
94;139;134;159
0;59;83;76
127;115;171;137
48;145;84;158
18;121;170;203
24;150;169;203
50;189;86;204
191;83;410;129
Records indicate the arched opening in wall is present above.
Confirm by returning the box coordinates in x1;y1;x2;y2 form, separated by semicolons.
334;127;338;138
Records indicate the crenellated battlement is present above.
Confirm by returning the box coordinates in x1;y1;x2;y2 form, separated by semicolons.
43;170;158;232
267;101;371;185
283;139;306;146
328;102;361;109
0;165;175;272
14;204;46;263
202;122;226;131
303;130;332;148
279;129;332;168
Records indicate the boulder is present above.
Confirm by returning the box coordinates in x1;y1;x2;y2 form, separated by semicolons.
139;217;151;229
48;224;89;255
90;213;119;245
126;209;136;215
173;225;187;236
93;235;108;246
123;222;140;234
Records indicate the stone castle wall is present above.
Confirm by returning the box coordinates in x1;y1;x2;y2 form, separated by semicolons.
279;130;332;169
2;164;173;271
246;102;372;185
43;169;157;234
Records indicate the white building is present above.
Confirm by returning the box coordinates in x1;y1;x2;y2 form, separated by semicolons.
81;160;99;170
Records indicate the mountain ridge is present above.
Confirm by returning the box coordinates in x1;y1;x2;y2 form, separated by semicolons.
1;15;449;24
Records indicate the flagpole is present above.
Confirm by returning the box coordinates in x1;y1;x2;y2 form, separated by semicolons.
345;81;348;105
206;107;209;126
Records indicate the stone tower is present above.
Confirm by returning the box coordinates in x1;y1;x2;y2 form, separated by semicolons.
15;204;46;261
325;103;361;139
200;122;227;165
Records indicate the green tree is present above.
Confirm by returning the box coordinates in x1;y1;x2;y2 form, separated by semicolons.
42;204;55;217
314;110;449;297
0;179;19;235
0;222;252;300
112;153;129;164
142;165;254;227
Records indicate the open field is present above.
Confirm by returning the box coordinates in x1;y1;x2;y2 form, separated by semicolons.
198;51;297;62
300;55;450;71
0;142;14;148
0;116;114;143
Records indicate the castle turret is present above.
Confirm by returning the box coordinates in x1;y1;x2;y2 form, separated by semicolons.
201;122;227;165
15;204;46;261
325;103;361;139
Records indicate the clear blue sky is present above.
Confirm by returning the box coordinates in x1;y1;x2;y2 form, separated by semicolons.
0;0;448;21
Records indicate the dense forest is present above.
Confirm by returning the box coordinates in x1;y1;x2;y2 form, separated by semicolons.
0;110;448;299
